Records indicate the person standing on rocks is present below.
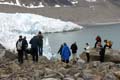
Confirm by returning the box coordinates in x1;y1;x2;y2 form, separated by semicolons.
70;42;78;62
30;35;39;62
104;40;112;49
84;43;90;62
37;31;43;56
99;46;105;62
22;36;28;60
58;44;64;61
16;35;24;64
94;35;101;48
61;43;71;63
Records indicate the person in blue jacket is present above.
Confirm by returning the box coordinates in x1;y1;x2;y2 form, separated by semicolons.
61;43;71;63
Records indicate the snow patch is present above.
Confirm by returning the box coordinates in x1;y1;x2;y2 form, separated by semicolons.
86;0;96;2
71;0;78;5
55;4;61;7
16;0;21;6
0;1;44;8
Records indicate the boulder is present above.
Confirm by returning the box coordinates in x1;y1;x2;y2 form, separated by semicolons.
80;48;120;63
0;49;6;58
77;78;84;80
3;50;17;60
38;56;50;64
113;71;120;79
41;78;60;80
103;73;118;80
63;75;75;80
82;73;102;80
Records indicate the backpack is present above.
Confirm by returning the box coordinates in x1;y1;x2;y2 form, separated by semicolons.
17;40;22;50
107;40;112;47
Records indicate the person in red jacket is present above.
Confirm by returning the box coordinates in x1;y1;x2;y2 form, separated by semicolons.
94;35;101;48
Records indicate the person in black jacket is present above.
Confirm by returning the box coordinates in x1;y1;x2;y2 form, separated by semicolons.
22;36;28;60
30;35;39;62
37;31;43;56
71;42;78;62
99;46;106;62
58;44;64;61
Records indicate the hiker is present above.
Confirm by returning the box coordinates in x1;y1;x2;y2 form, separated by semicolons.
58;44;64;60
104;40;112;49
30;35;39;62
16;35;23;64
84;43;90;62
37;31;43;56
70;42;78;62
99;46;105;62
94;35;101;48
22;36;28;60
61;43;71;63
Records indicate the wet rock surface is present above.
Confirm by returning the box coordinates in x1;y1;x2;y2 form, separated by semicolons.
80;48;120;63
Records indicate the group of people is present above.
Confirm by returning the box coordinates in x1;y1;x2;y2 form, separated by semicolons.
16;33;112;64
16;31;43;64
84;35;113;63
58;42;78;63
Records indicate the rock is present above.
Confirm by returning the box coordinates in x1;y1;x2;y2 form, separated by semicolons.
0;43;5;49
64;75;75;80
76;78;84;80
67;68;81;76
44;68;64;79
0;49;6;58
34;70;45;79
103;73;118;80
38;56;50;63
57;67;68;75
98;62;116;73
74;73;81;78
80;48;120;63
41;78;60;80
113;71;120;79
86;61;100;69
82;73;102;80
3;50;17;60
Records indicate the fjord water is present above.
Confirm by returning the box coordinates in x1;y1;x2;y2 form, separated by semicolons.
45;24;120;55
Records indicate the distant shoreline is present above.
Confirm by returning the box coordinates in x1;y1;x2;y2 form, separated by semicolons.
79;21;120;26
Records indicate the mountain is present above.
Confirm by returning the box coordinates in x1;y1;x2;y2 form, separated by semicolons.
0;0;78;7
0;0;120;25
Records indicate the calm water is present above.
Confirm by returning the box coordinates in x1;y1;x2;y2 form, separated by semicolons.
44;24;120;55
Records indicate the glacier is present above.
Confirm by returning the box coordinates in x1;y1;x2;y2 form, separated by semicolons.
0;13;82;59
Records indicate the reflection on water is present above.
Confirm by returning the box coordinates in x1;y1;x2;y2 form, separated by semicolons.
44;24;120;56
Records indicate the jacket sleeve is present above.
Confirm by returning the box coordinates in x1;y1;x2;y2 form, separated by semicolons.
29;38;32;44
16;41;18;48
69;48;71;56
58;45;62;54
76;45;78;50
26;40;28;47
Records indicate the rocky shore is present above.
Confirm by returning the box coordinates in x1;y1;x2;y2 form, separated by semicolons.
0;44;120;80
80;48;120;63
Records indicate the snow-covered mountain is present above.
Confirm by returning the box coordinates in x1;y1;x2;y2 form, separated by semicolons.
0;0;79;8
0;0;107;8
